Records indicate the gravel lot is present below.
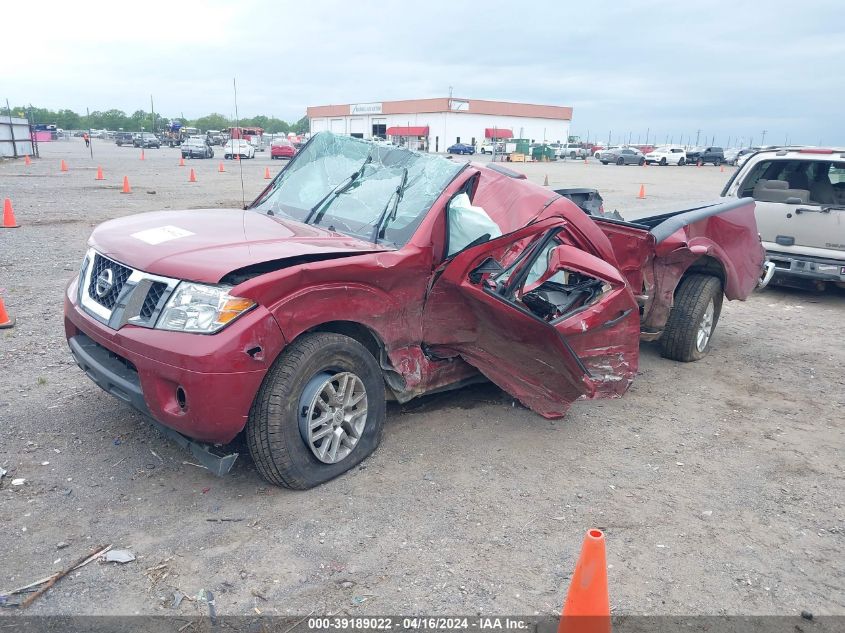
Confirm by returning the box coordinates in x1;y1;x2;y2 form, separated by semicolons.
1;139;843;618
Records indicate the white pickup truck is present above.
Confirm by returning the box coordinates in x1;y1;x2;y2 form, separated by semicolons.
721;147;845;290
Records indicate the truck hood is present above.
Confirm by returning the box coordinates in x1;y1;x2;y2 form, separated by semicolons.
89;209;389;284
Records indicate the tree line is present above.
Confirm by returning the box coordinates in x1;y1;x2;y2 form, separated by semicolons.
1;105;308;135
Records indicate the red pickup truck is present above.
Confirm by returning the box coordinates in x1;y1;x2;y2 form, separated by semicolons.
64;132;766;488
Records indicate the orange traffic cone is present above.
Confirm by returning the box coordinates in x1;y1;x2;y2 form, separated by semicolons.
60;159;68;172
140;149;145;161
218;162;225;173
24;155;32;166
558;529;610;633
638;184;646;199
2;198;20;228
235;154;241;161
95;166;105;181
697;160;702;168
0;296;15;329
264;167;271;179
179;156;185;167
720;164;725;173
120;176;132;194
189;168;197;183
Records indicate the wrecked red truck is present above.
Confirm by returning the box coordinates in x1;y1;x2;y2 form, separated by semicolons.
64;132;766;488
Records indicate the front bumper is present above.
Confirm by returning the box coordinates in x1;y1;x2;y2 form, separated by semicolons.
64;276;286;445
765;250;845;284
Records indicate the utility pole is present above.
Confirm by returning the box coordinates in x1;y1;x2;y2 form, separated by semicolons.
760;129;767;145
645;127;649;146
150;94;155;134
695;129;701;146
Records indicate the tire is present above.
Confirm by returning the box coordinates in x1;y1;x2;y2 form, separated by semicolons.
224;154;230;159
570;151;577;159
246;332;386;489
601;161;608;165
713;158;721;166
638;157;645;166
660;157;667;166
617;157;624;165
660;274;723;362
678;157;685;166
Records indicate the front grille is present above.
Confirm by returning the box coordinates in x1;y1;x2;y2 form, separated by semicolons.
140;282;168;319
87;254;132;310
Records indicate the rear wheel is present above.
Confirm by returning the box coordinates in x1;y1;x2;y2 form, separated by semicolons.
246;333;386;489
617;157;625;165
660;157;667;166
570;151;577;159
660;274;723;362
678;157;685;166
713;158;721;166
638;157;645;166
601;161;608;165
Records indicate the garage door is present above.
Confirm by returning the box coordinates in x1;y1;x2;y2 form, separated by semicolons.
330;119;346;133
311;118;327;133
349;118;365;136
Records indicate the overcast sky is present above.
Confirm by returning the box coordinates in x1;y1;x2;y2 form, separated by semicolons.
6;0;842;146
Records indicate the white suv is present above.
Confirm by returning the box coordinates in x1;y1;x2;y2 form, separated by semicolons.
721;147;845;290
645;146;686;166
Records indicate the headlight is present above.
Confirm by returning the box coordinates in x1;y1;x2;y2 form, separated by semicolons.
156;282;255;334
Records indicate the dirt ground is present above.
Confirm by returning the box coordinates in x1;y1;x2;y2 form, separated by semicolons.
0;139;843;618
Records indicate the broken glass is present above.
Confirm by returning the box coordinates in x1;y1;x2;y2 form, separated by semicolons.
251;131;464;247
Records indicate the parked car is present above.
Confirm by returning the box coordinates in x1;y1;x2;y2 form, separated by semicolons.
223;139;256;159
114;132;135;147
479;142;504;154
181;137;214;159
271;139;297;159
734;147;762;168
592;146;614;160
685;146;724;166
64;131;765;488
722;146;845;290
447;143;475;155
600;147;645;165
133;132;161;149
645;146;687;166
206;130;225;146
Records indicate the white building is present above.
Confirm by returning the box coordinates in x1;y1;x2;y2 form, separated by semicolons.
307;97;572;153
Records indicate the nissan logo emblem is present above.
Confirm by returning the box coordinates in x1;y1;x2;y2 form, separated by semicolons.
95;268;115;297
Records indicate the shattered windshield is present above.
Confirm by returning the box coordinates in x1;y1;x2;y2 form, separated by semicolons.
250;131;464;247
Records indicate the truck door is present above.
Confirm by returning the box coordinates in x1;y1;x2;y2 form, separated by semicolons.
422;218;640;418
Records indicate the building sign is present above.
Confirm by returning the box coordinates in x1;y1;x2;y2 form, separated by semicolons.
350;102;383;115
449;99;470;112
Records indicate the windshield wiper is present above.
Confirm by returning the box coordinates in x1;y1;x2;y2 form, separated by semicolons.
371;167;409;244
303;152;374;226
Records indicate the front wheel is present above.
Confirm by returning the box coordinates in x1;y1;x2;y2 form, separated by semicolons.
246;332;386;489
601;161;608;165
638;157;645;166
660;157;667;166
660;274;723;362
617;157;625;165
713;158;721;166
570;151;577;159
678;157;685;166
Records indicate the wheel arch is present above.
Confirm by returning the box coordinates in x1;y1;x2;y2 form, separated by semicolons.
679;255;725;292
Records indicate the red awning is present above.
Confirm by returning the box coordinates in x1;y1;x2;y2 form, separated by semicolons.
386;126;429;136
485;128;513;139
